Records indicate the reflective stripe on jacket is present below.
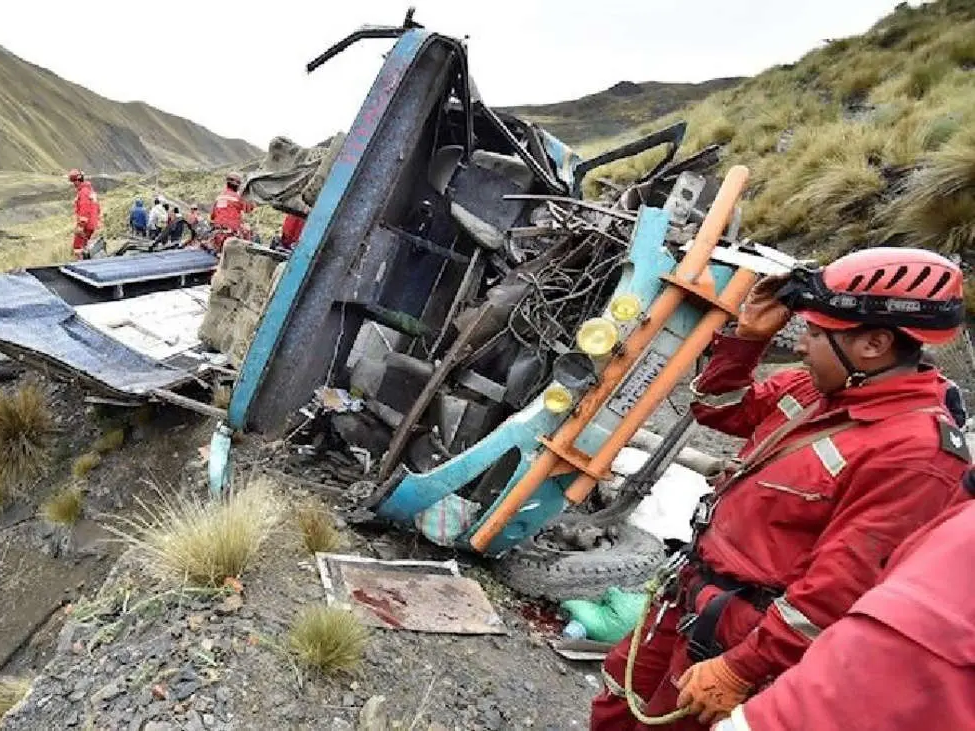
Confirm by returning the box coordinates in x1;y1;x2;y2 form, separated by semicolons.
689;332;970;684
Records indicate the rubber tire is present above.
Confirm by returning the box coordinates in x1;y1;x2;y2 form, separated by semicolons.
493;524;668;602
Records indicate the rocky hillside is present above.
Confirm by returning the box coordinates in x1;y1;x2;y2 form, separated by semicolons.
0;45;259;174
583;0;975;295
502;78;740;147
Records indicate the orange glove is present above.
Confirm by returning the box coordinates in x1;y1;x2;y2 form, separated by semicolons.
676;656;751;725
735;274;792;341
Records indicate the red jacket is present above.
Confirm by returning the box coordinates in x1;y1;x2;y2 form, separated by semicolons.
280;213;305;249
210;187;253;233
719;501;975;731
74;181;101;233
688;333;969;685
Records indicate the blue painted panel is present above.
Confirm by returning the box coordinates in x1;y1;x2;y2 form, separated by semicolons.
227;29;430;430
537;128;582;191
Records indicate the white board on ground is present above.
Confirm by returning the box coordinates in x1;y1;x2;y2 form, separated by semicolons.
75;285;210;361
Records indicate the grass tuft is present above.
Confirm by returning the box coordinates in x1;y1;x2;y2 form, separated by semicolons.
879;137;975;252
0;676;30;716
296;503;343;555
289;605;369;675
0;383;54;498
71;452;102;480
40;486;84;526
211;386;232;410
109;477;282;586
92;428;125;454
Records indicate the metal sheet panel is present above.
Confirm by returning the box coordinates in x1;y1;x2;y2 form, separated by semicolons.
0;272;189;395
59;250;217;287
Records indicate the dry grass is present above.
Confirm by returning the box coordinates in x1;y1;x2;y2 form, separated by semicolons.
0;383;54;498
92;428;125;454
1;165;281;273
582;0;975;258
0;676;30;716
109;477;283;586
296;503;343;555
289;605;369;675
71;452;102;480
40;486;84;526
878;137;975;252
211;386;232;410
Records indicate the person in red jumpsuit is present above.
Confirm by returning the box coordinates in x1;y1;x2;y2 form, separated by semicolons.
68;169;101;258
279;213;305;250
590;247;971;730
714;477;975;731
209;172;254;251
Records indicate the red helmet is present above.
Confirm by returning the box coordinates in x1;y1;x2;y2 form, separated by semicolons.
782;247;964;346
226;172;242;186
67;168;84;182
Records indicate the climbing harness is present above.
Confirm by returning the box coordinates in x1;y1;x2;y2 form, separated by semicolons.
623;551;693;725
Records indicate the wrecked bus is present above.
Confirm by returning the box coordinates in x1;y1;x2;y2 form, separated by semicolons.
206;11;798;600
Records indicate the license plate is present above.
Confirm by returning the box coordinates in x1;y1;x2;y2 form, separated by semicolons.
606;350;668;417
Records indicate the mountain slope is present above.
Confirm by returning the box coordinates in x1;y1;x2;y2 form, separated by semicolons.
502;78;741;147
0;45;259;174
582;0;975;288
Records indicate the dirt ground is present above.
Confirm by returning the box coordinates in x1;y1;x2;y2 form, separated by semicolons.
0;374;601;730
0;347;788;731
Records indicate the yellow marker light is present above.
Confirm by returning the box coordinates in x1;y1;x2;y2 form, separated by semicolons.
576;317;619;357
542;384;574;413
609;293;642;322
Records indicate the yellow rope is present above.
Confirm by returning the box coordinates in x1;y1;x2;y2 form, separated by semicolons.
623;579;692;726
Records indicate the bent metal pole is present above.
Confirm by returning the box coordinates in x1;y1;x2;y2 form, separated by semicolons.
563;265;756;504
468;165;750;554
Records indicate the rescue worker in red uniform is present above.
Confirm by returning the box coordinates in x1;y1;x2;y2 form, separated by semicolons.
715;481;975;731
69;169;101;258
209;172;254;251
590;248;971;730
279;213;305;250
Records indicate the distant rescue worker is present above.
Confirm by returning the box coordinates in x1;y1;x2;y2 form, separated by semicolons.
280;213;305;250
715;486;975;731
129;198;148;237
148;197;168;238
186;203;202;231
152;206;193;248
68;169;100;258
591;248;972;731
209;172;254;250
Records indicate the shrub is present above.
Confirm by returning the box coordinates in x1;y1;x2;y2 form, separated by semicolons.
92;428;125;454
0;383;54;497
296;503;343;555
211;386;232;410
289;606;369;675
40;486;84;526
0;676;30;716
109;478;282;586
71;452;102;480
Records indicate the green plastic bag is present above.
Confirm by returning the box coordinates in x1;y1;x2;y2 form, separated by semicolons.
560;587;647;644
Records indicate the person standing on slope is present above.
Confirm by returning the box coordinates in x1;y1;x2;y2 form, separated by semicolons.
68;169;100;258
148;197;168;239
129;198;148;237
590;247;972;731
713;473;974;731
209;172;254;251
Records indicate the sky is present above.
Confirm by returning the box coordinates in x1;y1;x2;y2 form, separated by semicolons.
0;0;921;150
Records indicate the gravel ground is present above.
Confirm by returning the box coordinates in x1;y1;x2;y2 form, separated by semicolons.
3;440;597;731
